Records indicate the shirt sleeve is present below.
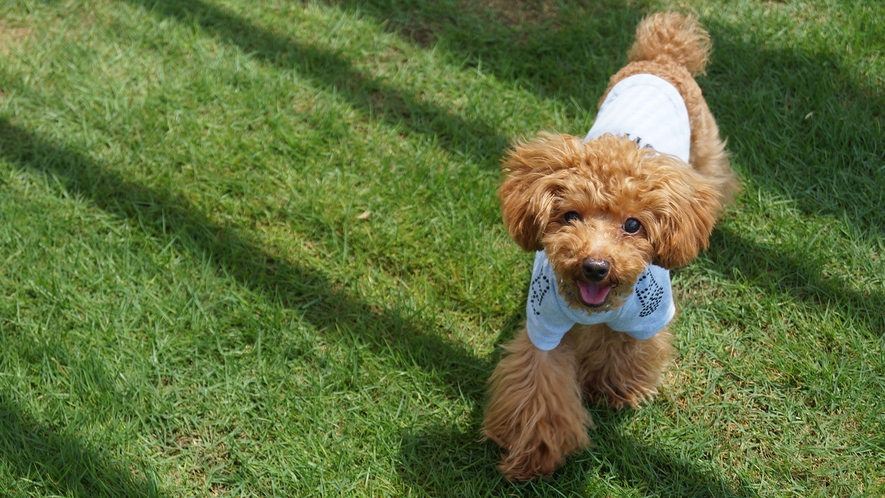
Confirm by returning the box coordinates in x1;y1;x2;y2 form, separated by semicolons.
525;252;575;351
606;265;676;339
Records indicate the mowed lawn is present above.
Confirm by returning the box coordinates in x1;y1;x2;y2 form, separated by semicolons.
0;0;882;496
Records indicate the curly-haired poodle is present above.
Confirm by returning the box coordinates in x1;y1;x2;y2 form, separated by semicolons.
482;12;740;480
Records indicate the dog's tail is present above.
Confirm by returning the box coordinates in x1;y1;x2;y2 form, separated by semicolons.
628;12;711;77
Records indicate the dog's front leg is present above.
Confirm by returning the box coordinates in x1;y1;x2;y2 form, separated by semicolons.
483;328;592;480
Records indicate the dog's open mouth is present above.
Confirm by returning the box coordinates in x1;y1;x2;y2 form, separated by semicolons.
577;281;612;307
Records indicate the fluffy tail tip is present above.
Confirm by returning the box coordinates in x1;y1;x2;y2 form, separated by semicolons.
627;12;711;76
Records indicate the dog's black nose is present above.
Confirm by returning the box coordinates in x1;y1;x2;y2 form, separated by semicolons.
582;258;610;282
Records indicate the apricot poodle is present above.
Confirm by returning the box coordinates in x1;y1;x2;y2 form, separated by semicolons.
482;12;740;480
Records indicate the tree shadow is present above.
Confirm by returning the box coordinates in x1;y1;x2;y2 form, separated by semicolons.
0;117;489;397
125;0;509;160
116;0;880;491
701;19;885;338
705;18;885;238
324;0;649;111
0;395;163;497
397;405;758;497
709;225;885;340
583;408;758;498
0;116;498;495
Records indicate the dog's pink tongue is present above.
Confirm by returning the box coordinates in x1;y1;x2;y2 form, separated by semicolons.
578;281;611;306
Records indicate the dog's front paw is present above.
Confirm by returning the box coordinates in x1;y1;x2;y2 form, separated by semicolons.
483;330;592;480
583;379;660;410
486;418;589;480
578;327;674;410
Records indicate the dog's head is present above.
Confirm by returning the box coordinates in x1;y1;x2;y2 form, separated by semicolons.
499;133;723;309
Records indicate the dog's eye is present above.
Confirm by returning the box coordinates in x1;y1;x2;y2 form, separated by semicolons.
623;218;642;233
563;211;581;224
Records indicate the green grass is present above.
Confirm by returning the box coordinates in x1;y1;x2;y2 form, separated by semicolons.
0;0;882;496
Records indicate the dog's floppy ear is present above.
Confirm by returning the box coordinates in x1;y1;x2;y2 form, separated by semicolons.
640;154;724;269
498;133;581;252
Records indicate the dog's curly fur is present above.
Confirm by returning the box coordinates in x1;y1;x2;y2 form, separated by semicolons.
482;13;740;480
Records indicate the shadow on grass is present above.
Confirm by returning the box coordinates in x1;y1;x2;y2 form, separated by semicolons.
0;116;492;489
585;409;758;498
0;396;163;497
323;0;648;110
702;19;885;339
125;0;508;160
705;18;885;239
0;117;488;395
397;407;758;497
710;225;885;340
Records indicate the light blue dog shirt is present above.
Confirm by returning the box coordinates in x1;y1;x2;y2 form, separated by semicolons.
526;251;675;351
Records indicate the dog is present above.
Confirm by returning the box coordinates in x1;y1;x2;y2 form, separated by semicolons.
482;12;740;480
